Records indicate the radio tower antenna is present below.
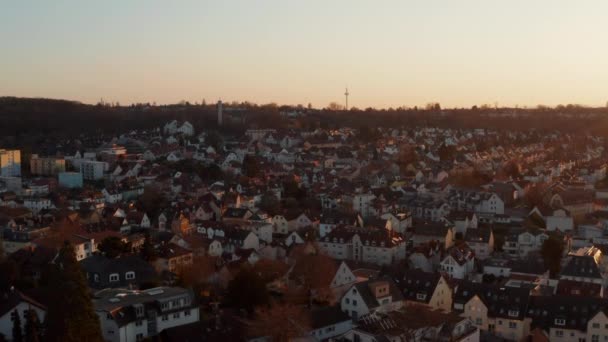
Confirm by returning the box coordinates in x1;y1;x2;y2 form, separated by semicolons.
344;87;349;110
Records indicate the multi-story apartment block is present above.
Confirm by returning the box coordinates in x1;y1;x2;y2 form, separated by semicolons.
0;149;21;177
94;287;199;342
29;155;66;176
80;160;108;180
319;226;406;265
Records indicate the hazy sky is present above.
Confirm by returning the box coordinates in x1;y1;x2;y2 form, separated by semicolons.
2;1;608;108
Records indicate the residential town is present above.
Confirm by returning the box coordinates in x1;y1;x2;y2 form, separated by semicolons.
2;105;608;342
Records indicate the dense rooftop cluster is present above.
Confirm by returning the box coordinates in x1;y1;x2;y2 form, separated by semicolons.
2;115;608;341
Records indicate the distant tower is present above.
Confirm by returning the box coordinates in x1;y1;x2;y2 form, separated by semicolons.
344;87;349;110
217;100;223;126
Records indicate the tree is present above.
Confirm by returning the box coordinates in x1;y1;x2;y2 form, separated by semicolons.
438;144;456;161
251;259;289;284
290;252;337;303
206;131;224;151
97;236;131;258
140;233;157;262
541;236;564;277
242;154;261;178
525;183;548;208
24;310;41;342
259;192;280;216
12;310;22;342
247;304;311;341
44;242;103;342
137;185;168;219
225;267;269;314
502;160;521;179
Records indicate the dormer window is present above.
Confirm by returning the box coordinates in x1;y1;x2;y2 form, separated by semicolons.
125;271;135;280
508;310;519;317
555;318;566;326
109;273;119;282
416;293;427;300
134;304;144;318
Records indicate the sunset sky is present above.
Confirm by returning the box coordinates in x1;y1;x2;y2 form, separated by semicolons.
2;1;608;109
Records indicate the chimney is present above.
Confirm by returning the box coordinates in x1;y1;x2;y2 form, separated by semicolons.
369;281;389;299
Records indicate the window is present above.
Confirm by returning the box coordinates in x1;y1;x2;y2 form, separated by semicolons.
345;298;350;304
593;323;600;329
475;318;482;325
94;274;100;282
135;320;143;327
555;330;563;337
136;333;144;341
592;335;599;342
509;322;517;329
162;315;168;321
173;312;180;319
184;309;191;317
416;293;427;300
125;271;135;280
109;273;119;282
352;300;357;306
555;318;566;326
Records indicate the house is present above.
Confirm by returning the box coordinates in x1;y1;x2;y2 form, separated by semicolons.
319;211;359;238
464;227;494;260
440;244;475;280
454;282;531;341
547;189;594;220
408;241;443;273
560;255;604;285
318;226;406;266
308;306;353;341
393;269;453;312
353;193;376;218
410;222;454;250
503;228;548;259
340;278;404;320
380;212;412;234
223;228;259;254
80;255;157;290
444;211;478;237
164;120;194;136
527;295;608;342
285;212;314;232
528;206;574;232
222;207;253;224
343;308;479;342
271;215;289;234
94;287;199;342
154;243;194;274
0;289;46;340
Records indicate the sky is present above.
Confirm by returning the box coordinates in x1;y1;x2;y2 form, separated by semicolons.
2;1;608;109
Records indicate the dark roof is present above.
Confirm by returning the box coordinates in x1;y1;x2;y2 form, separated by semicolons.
392;269;442;304
453;281;530;320
80;254;157;289
527;295;608;331
556;279;603;298
560;255;602;279
510;258;547;276
464;227;493;243
351;277;404;310
0;289;46;318
310;305;351;329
